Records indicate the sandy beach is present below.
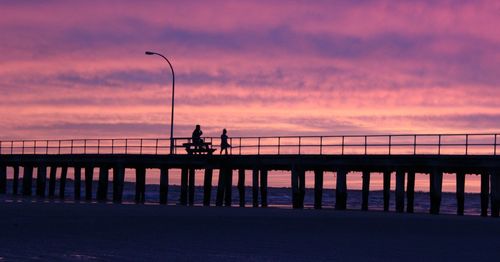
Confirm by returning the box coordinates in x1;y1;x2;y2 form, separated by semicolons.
0;202;499;261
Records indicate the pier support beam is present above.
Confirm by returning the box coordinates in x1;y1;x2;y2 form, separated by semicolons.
203;168;213;206
252;169;259;207
59;166;68;199
335;169;347;210
159;167;169;205
291;167;305;209
480;172;490;217
23;165;33;196
135;167;146;203
36;165;47;197
260;169;268;207
395;170;405;213
491;170;500;218
456;172;465;216
13;166;19;195
383;171;391;211
225;169;233;207
238;169;245;207
406;171;415;213
188;168;195;206
48;166;57;197
216;168;226;207
112;165;125;203
314;169;323;209
85;166;94;201
97;166;109;201
429;170;443;215
361;171;370;211
0;165;6;194
74;167;81;200
180;168;188;205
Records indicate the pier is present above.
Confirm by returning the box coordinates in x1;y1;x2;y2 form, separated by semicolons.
1;133;499;217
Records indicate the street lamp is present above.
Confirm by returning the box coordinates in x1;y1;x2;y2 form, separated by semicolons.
145;51;175;154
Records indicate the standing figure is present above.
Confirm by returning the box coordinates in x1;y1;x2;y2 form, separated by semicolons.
220;128;231;155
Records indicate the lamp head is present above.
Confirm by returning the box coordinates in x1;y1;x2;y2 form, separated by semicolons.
145;51;155;55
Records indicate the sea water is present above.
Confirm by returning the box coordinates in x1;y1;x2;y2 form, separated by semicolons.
1;180;484;216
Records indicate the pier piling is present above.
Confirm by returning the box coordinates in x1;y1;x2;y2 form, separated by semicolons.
314;169;323;209
406;171;415;213
430;170;443;215
238;169;245;207
361;170;370;211
36;165;47;197
491;170;500;217
395;170;405;213
84;166;94;201
48;166;57;197
260;169;268;207
23;165;33;196
203;168;213;206
180;168;188;205
159;167;169;205
135;167;146;203
335;170;347;210
456;172;465;215
0;165;6;194
188;168;195;206
480;173;489;217
97;166;109;201
383;171;391;211
224;169;233;207
112;165;125;203
59;166;67;199
13;166;19;195
252;169;259;207
74;167;81;200
216;168;226;206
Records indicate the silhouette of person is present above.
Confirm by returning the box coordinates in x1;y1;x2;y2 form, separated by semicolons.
192;124;204;147
220;128;231;155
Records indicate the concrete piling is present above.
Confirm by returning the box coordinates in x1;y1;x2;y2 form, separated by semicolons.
188;168;195;206
238;169;245;207
36;165;47;197
480;173;489;217
430;170;443;215
314;169;323;209
252;169;259;207
59;166;68;199
135;166;146;203
180;167;188;205
383;171;391;211
456;172;465;215
84;166;94;201
406;171;415;213
395;170;405;213
48;166;57;197
335;169;347;210
203;168;213;206
13;166;20;195
74;167;81;200
159;167;169;205
361;170;370;211
0;165;6;194
23;165;33;196
97;166;109;201
112;165;125;203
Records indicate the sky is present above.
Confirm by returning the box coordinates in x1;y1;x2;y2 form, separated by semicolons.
1;0;499;141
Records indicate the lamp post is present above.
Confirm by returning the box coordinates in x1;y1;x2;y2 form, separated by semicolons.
145;51;175;154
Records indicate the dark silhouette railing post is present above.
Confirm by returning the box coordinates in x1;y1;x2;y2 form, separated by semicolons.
465;134;469;155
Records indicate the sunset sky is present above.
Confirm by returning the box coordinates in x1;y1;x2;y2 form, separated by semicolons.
1;0;499;140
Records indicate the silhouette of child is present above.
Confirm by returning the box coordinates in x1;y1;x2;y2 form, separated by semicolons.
220;129;231;155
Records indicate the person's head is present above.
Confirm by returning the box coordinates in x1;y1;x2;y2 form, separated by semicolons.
196;124;201;130
223;128;227;134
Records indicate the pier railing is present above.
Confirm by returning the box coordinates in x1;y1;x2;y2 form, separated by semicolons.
0;133;498;156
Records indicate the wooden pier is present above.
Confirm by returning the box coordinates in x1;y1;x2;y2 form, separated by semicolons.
0;133;499;217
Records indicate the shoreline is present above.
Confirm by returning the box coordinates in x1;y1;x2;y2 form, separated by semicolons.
1;201;499;261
